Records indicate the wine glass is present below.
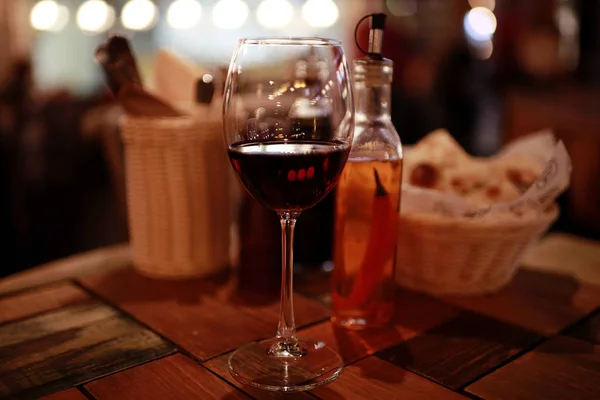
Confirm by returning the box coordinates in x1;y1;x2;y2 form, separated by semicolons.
223;38;354;392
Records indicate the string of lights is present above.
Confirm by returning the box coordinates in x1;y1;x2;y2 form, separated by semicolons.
29;0;340;33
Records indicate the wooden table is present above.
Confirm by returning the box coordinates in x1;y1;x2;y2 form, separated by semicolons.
1;233;599;400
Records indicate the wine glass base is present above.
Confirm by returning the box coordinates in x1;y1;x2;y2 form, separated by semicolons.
228;338;343;392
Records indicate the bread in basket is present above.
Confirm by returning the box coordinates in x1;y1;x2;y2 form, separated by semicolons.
395;130;565;295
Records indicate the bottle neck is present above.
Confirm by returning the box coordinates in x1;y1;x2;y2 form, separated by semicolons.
353;58;393;123
355;81;391;122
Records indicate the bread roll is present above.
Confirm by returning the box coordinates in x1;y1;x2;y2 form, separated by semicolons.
403;130;545;208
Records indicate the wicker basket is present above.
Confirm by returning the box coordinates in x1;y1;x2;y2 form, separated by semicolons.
120;115;231;279
395;206;559;295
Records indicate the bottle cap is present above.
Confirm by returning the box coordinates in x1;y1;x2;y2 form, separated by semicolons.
354;13;388;60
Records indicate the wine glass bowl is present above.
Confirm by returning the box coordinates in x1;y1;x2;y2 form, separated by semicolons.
223;37;354;392
227;140;349;211
224;38;353;212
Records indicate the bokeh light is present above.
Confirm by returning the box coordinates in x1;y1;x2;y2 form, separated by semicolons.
212;0;249;29
30;0;69;32
302;0;339;28
76;0;115;34
256;0;294;29
121;0;158;31
555;5;578;37
167;0;202;30
464;7;497;42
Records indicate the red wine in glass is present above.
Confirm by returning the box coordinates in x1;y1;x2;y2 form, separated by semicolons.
228;139;349;212
223;37;353;393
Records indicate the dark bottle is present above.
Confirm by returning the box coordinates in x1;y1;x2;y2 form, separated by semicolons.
237;190;281;291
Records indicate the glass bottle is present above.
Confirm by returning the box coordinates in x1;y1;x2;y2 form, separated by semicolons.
332;13;403;329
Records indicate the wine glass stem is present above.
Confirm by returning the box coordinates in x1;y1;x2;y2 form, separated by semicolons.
276;211;300;350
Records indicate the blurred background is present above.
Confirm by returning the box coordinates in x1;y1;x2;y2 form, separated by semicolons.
1;0;599;277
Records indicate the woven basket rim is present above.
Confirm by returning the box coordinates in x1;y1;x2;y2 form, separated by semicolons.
400;203;559;228
120;114;221;129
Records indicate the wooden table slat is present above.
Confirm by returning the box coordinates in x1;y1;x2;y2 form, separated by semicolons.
85;353;249;400
377;311;541;390
522;233;600;286
40;388;88;400
79;268;327;360
0;301;118;348
467;335;600;400
0;301;174;399
0;244;130;296
567;310;600;345
312;357;468;400
443;269;600;336
0;283;90;325
213;284;329;327
295;289;461;364
0;233;598;399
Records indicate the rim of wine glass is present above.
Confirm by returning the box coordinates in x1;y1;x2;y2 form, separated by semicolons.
238;37;342;47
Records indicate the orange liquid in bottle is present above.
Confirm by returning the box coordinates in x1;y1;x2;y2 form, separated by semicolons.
332;157;402;329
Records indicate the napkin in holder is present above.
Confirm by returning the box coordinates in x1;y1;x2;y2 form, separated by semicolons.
120;52;232;279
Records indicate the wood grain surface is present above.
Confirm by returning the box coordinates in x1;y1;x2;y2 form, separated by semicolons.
568;310;600;345
0;234;599;400
0;244;130;296
40;389;88;400
213;276;329;327
0;301;174;399
522;233;600;285
297;289;460;364
443;269;600;336
0;283;90;324
467;335;600;400
377;311;541;389
85;354;249;400
79;267;327;360
311;357;468;400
